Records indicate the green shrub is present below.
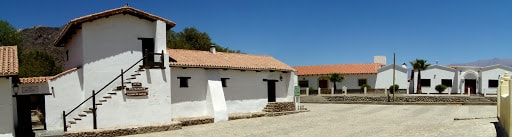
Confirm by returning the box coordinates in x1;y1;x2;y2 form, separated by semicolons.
360;84;371;91
435;84;447;93
388;84;399;93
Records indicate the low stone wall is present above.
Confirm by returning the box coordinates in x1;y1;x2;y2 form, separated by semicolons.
51;122;181;137
325;96;496;103
228;112;266;120
173;116;214;126
263;102;295;112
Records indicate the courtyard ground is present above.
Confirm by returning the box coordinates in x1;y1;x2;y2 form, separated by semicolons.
124;103;499;137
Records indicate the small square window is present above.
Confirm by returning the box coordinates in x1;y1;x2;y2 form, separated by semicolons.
177;77;191;88
420;79;431;87
221;78;230;87
441;79;452;87
489;80;499;88
299;80;309;87
358;79;367;86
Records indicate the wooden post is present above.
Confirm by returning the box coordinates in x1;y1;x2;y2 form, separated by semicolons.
160;50;165;68
121;69;124;89
92;90;97;129
63;111;67;132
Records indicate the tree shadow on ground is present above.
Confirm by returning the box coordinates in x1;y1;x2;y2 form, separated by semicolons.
492;121;508;137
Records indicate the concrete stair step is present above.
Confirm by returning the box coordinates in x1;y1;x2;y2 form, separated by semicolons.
99;99;107;102
68;121;76;124
107;92;117;95
78;113;87;117
131;74;141;76
103;96;112;99
73;117;81;120
96;103;103;105
84;110;93;113
126;77;136;80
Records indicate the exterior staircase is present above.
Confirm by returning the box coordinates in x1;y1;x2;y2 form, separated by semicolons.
66;67;149;129
262;102;307;112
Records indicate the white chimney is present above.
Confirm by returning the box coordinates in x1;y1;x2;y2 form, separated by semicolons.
374;56;386;65
210;45;216;54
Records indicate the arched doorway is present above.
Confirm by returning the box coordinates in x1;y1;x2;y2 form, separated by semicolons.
461;71;478;94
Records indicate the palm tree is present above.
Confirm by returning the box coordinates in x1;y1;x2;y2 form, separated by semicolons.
329;73;344;93
410;59;431;94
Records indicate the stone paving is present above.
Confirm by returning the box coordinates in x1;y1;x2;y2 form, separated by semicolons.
124;104;498;137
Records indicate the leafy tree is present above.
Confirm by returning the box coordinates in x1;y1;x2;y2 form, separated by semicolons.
360;84;371;91
329;73;344;92
0;20;22;46
167;27;240;53
19;50;62;77
410;59;431;94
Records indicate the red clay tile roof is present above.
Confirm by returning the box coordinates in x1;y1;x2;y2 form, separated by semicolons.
20;67;79;84
293;63;382;76
0;46;18;76
168;49;295;72
20;77;50;84
54;5;176;47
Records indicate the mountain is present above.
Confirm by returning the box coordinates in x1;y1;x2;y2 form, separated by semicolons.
19;26;65;68
450;58;512;67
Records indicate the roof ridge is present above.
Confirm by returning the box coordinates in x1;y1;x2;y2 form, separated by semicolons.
294;63;379;67
167;48;273;57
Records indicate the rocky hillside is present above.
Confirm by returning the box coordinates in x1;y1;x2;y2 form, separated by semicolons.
19;26;65;68
450;58;512;67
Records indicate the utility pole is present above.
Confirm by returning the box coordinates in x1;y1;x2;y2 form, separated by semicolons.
393;53;396;101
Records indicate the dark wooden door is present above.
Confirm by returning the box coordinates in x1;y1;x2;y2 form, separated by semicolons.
265;80;278;102
319;80;328;88
464;79;477;94
139;38;155;66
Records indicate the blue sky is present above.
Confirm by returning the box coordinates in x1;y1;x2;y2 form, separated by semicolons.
1;0;510;66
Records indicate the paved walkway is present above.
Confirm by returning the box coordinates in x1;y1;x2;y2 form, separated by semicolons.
124;104;498;137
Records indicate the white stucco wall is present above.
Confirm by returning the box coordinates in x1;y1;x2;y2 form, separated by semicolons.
414;66;456;94
375;65;409;90
481;68;509;94
64;29;83;70
0;78;14;136
298;74;377;90
46;70;83;131
171;68;295;117
49;14;171;131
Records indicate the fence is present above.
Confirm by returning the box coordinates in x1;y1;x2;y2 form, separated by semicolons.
299;87;407;96
498;72;512;137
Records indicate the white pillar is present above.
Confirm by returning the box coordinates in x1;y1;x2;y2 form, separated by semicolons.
364;87;367;95
385;89;388;95
461;88;464;95
468;88;471;96
331;87;334;95
318;87;321;95
406;88;409;95
427;90;430;95
343;86;347;96
448;87;451;95
483;89;487;97
306;88;309;96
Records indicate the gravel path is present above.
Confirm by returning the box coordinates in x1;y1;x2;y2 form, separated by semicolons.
124;104;498;137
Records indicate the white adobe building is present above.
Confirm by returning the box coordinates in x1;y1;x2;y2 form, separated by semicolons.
168;48;296;121
411;64;512;94
375;64;409;91
293;56;390;93
0;46;19;137
4;5;297;135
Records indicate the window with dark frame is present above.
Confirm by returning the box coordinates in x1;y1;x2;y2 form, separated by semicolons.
299;80;309;87
489;80;499;88
221;78;230;87
177;77;191;88
420;79;431;87
358;79;367;86
441;79;452;87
